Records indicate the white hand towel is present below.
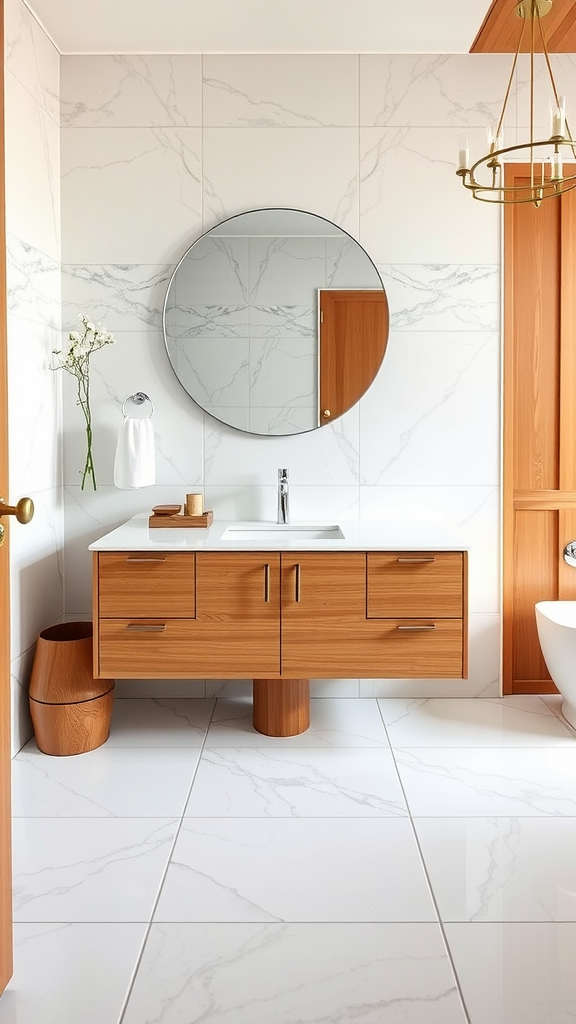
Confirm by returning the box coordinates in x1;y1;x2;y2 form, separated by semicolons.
113;417;156;489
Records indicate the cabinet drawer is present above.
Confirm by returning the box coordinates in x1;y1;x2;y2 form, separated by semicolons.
367;552;463;618
98;619;199;677
364;618;464;677
98;552;195;617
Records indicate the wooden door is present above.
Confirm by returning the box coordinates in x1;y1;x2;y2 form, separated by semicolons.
281;552;372;676
193;553;281;677
0;0;12;991
318;290;389;424
503;166;576;693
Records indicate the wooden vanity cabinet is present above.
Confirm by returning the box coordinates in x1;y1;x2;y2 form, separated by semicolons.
94;548;467;681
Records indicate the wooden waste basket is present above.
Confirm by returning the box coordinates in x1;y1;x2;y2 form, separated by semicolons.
29;621;114;755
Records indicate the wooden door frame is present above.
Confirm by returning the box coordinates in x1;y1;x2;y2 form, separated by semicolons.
0;0;14;992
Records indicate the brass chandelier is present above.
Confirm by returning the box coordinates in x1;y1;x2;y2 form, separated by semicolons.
456;0;576;206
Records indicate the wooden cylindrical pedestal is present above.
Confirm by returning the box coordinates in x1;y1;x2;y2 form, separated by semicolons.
29;621;114;755
253;678;310;736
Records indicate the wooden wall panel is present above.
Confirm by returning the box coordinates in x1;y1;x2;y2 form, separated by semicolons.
503;169;576;693
512;510;556;683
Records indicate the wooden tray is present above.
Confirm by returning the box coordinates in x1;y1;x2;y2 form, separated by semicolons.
149;510;213;529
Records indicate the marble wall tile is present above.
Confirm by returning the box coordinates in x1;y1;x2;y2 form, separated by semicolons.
203;55;359;127
360;127;501;264
360;54;512;128
359;331;500;487
8;317;61;495
4;73;60;261
513;54;576;129
61;127;202;263
5;0;59;123
379;264;500;332
11;646;35;756
204;404;359;486
9;487;65;657
61;55;202;127
62;263;173;334
203;484;360;523
202;128;359;237
7;235;60;329
359;612;501;698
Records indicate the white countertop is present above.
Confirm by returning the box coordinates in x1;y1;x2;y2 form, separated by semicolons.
89;513;468;552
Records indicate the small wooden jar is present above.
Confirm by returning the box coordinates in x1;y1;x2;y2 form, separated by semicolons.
29;621;114;756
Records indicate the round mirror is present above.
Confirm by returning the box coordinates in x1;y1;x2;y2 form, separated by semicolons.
163;208;389;436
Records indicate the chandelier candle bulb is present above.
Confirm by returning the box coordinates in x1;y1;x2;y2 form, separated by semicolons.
458;134;470;170
550;97;566;138
551;150;563;180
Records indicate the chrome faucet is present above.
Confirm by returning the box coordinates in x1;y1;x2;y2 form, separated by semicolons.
277;468;290;524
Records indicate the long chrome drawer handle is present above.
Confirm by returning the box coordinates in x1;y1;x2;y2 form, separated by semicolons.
396;624;436;631
396;557;436;563
295;563;301;602
126;624;167;632
126;557;168;562
264;563;270;603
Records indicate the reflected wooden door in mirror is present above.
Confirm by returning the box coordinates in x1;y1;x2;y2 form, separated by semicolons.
162;208;389;436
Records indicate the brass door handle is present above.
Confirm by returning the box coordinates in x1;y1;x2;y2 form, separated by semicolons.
0;496;34;524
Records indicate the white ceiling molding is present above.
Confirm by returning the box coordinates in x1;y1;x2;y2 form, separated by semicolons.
25;0;491;56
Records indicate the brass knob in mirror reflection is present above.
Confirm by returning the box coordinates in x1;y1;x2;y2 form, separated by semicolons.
0;496;34;524
322;409;331;418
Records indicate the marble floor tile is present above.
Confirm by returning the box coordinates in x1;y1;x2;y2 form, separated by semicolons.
106;697;216;747
123;922;467;1024
184;746;407;817
445;922;576;1024
394;747;576;816
13;817;177;922
205;697;389;748
415;816;576;921
154;817;435;922
12;742;201;817
0;923;146;1024
379;696;575;747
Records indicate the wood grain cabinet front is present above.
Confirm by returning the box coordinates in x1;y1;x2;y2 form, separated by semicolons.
93;548;468;681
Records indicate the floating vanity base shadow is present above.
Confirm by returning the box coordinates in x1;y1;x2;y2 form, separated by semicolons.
253;678;310;736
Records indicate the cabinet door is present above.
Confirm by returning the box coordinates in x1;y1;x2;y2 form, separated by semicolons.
281;553;373;676
194;553;281;677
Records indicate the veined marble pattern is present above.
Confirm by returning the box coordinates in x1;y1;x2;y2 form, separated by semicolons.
12;817;178;922
9;488;64;656
360;126;500;264
60;55;202;127
7;317;61;495
359;330;499;487
203;54;359;127
6;234;60;327
154;817;436;922
61;126;202;264
6;696;576;1024
414;816;576;922
359;54;512;128
5;0;59;123
4;72;60;262
62;263;173;333
380;264;499;332
123;923;466;1024
184;747;408;817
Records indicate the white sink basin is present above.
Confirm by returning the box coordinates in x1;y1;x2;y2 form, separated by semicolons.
222;523;345;541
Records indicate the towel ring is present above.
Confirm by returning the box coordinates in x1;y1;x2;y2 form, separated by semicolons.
122;392;154;419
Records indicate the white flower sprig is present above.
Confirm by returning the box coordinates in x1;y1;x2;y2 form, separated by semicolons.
52;314;115;490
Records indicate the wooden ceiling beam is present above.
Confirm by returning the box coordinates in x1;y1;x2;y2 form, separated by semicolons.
471;0;576;53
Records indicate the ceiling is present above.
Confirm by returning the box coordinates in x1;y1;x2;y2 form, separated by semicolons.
25;0;493;55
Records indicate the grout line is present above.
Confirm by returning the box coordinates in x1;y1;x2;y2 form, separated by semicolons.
375;700;473;1024
115;698;218;1024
